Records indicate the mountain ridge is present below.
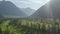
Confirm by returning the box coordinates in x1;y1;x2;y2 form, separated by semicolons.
0;1;27;18
31;0;60;19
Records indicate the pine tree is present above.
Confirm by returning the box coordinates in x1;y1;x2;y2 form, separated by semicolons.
0;28;2;34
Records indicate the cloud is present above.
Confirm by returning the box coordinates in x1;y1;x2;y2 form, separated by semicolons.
0;0;50;10
29;0;42;3
17;0;28;1
19;0;29;1
12;0;49;10
30;0;50;4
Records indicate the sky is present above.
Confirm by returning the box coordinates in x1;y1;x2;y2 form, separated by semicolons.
0;0;50;10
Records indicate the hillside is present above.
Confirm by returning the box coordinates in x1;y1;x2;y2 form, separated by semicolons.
31;0;60;18
0;0;27;18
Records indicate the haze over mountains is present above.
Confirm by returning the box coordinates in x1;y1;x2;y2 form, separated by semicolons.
1;0;60;19
21;7;35;16
0;0;27;17
31;0;60;18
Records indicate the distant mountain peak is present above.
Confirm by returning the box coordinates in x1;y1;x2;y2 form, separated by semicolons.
21;7;35;16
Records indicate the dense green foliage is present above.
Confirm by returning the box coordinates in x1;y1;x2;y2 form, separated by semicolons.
0;18;60;34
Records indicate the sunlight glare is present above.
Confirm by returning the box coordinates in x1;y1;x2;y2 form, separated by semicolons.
45;0;54;17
